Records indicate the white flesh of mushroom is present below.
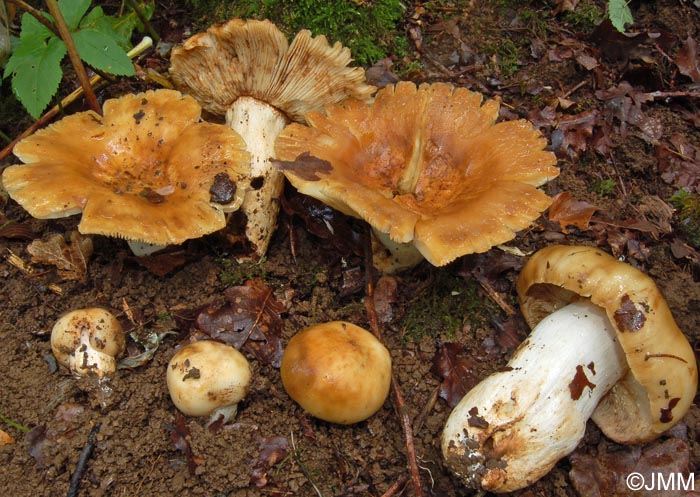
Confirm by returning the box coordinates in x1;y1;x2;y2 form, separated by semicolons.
371;228;425;274
226;96;289;257
442;300;628;493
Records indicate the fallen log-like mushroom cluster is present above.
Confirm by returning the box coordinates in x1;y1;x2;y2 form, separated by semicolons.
2;16;697;496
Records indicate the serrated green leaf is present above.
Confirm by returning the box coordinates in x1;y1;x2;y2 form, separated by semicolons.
608;0;634;33
58;0;91;31
18;12;54;42
73;28;134;76
6;37;65;119
80;7;131;50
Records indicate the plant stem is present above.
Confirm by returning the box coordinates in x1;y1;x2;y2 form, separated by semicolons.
0;410;30;433
124;0;160;43
7;0;60;38
0;36;153;162
44;0;102;115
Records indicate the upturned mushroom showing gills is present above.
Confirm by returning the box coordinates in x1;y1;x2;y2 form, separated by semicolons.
167;340;252;425
1;89;251;255
275;81;559;272
51;308;126;377
280;321;392;425
169;18;375;257
442;245;698;493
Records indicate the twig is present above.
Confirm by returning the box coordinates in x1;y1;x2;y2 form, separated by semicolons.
380;474;410;497
66;423;101;497
363;226;424;497
643;90;700;99
0;36;153;162
290;430;324;497
45;0;101;115
7;0;60;37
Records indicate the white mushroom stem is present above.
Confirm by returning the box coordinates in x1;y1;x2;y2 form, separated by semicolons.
442;300;628;493
226;96;289;257
371;228;425;274
69;332;118;377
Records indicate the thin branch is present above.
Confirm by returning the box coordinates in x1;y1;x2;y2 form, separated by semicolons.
363;226;424;497
66;423;101;497
45;0;102;115
0;36;153;161
7;0;59;37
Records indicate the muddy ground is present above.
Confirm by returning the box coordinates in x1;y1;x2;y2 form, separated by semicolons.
1;1;700;496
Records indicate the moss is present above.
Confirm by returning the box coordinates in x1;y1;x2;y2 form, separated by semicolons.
400;271;494;342
217;257;267;286
184;0;407;65
592;178;617;197
669;189;700;248
563;1;603;34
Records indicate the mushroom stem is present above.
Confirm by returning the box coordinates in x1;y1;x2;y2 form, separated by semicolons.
69;328;118;377
371;228;425;273
226;96;289;257
442;300;628;493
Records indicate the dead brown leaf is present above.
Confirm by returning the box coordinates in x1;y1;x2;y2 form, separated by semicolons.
167;411;203;475
676;36;700;83
0;428;15;445
251;436;289;487
272;152;332;181
27;231;93;281
548;192;599;233
196;278;286;367
569;438;693;497
373;275;398;323
431;342;479;408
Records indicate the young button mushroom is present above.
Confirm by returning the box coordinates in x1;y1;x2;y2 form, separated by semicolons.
281;321;392;425
167;340;251;425
2;89;251;254
169;18;375;257
275;81;559;273
442;245;698;493
51;308;125;377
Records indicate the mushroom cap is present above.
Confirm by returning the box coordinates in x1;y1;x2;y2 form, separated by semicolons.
2;89;251;246
275;81;559;266
51;308;125;376
280;321;392;424
166;340;252;417
169;18;375;122
516;244;698;443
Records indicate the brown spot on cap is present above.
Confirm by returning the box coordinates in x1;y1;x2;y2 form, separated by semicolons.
660;397;680;423
613;294;647;332
209;172;237;204
467;406;490;429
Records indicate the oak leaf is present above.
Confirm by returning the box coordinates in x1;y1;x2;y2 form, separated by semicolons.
27;231;93;281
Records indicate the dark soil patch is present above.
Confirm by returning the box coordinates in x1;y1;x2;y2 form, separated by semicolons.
1;1;699;496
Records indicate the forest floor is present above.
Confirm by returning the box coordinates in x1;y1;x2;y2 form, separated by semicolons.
1;1;699;496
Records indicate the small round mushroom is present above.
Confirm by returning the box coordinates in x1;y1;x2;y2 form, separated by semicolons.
2;89;251;253
166;340;251;425
281;321;392;424
275;81;559;272
51;308;126;377
442;245;698;493
170;18;375;257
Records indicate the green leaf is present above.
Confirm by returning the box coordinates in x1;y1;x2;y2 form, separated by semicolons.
58;0;91;31
18;12;54;42
608;0;633;33
80;6;131;50
73;28;134;76
111;1;156;45
5;36;66;119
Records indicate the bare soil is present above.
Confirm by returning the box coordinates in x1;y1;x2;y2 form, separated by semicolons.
1;1;699;496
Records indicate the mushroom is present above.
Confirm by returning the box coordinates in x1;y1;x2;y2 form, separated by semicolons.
51;308;126;377
442;244;698;493
274;81;559;272
169;18;375;257
166;340;252;425
280;321;392;424
1;89;251;255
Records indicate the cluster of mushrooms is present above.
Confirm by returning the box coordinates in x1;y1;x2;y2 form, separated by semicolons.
3;18;698;494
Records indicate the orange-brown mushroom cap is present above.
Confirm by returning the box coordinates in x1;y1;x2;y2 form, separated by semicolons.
169;18;375;122
275;81;559;266
2;89;251;246
516;244;698;443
